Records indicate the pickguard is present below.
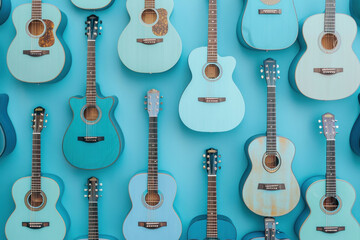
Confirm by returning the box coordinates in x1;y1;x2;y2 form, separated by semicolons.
152;8;168;36
39;19;55;48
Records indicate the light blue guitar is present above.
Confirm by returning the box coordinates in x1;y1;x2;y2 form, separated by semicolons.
7;0;71;83
5;107;69;240
289;0;360;100
241;59;300;217
351;0;360;24
296;113;360;239
0;94;16;158
238;0;298;50
179;0;245;132
117;0;182;73
71;0;114;10
75;177;118;240
123;89;182;240
242;218;289;240
0;0;11;25
187;148;237;240
63;15;123;170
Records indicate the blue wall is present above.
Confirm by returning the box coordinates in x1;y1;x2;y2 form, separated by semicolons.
0;0;360;239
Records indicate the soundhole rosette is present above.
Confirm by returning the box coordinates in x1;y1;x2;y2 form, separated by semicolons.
203;63;223;81
26;19;46;38
320;195;342;214
25;191;47;211
142;191;164;210
319;31;341;54
81;104;102;125
140;8;159;26
262;152;281;173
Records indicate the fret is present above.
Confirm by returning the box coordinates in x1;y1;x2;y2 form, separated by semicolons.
324;0;336;33
207;0;218;63
86;40;97;106
145;0;155;9
32;0;42;19
326;140;336;196
148;117;159;192
266;86;277;153
207;175;218;239
88;201;99;240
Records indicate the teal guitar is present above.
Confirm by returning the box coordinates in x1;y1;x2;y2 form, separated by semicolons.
289;0;360;100
238;0;298;50
351;0;360;24
0;94;16;158
187;148;237;240
179;0;245;132
117;0;182;73
63;15;123;170
71;0;114;10
123;89;182;240
75;177;118;240
5;107;68;240
242;218;289;240
296;113;360;239
0;0;11;25
241;59;300;217
7;0;71;83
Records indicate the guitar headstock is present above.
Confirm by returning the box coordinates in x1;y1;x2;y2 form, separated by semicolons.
203;148;221;175
145;89;162;117
84;177;102;201
31;106;47;133
319;113;338;140
85;14;102;40
261;58;280;87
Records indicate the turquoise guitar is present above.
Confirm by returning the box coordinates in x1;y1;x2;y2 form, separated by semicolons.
242;218;289;240
179;0;245;132
75;177;118;240
187;148;237;240
0;94;16;158
351;0;360;24
123;89;182;240
7;0;71;83
0;0;11;25
289;0;360;100
296;113;360;239
71;0;114;10
241;59;300;217
238;0;298;50
63;15;123;170
117;0;182;73
5;107;68;240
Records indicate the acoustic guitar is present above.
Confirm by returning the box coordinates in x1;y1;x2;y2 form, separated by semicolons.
71;0;114;10
242;218;289;240
0;94;16;158
0;0;11;25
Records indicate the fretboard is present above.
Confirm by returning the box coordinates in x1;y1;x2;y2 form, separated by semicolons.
31;133;41;193
266;86;277;153
148;117;158;193
324;0;336;33
206;175;218;239
86;40;97;106
145;0;155;9
326;140;336;197
207;0;218;63
32;0;42;19
88;201;99;240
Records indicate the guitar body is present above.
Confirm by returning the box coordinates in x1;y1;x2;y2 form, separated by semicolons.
242;231;289;240
5;176;68;240
350;94;360;155
118;0;182;73
0;94;16;158
187;214;237;240
7;3;71;83
296;176;360;239
241;135;300;216
179;47;245;132
289;13;360;100
351;0;360;24
123;173;182;240
238;0;298;50
71;0;114;10
75;235;118;240
63;90;123;170
0;0;11;25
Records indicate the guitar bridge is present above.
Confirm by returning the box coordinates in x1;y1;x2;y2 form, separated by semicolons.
258;183;285;191
22;222;49;229
198;97;226;103
138;222;167;229
78;136;105;143
258;9;282;14
23;50;50;57
137;38;163;45
316;226;345;233
314;68;343;75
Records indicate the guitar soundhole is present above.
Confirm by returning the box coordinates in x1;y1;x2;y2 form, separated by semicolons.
264;154;280;170
323;196;339;212
28;193;44;208
321;33;338;50
28;20;45;37
142;9;157;25
205;64;220;80
145;192;161;206
84;106;99;121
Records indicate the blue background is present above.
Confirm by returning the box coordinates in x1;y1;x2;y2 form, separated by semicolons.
0;0;360;239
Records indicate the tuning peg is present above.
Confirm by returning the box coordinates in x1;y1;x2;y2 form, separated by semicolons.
218;155;221;158
203;165;206;169
145;107;148;110
203;161;206;164
161;96;164;98
320;131;323;134
336;126;339;129
219;160;222;163
99;32;102;35
100;26;103;30
203;154;206;158
260;69;264;73
84;195;88;198
277;65;279;68
99;189;103;191
100;195;103;197
100;20;103;24
260;65;263;68
261;75;264;79
144;96;148;99
144;101;147;105
319;126;322;129
84;188;88;191
160;102;164;105
99;183;103;186
219;166;221;170
318;120;322;123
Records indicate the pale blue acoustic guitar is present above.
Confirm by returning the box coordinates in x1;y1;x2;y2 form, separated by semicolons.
289;0;360;100
63;15;124;170
5;107;69;240
123;89;182;240
241;59;300;217
179;0;245;132
0;0;11;25
71;0;114;10
7;0;71;83
296;113;360;239
118;0;182;73
187;148;237;240
238;0;298;50
242;218;290;240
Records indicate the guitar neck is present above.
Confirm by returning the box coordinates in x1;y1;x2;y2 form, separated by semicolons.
325;0;336;33
207;0;218;63
31;132;41;193
88;200;99;240
145;0;155;9
32;0;42;19
206;175;218;239
326;139;336;197
148;116;158;193
266;86;277;153
86;40;97;106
